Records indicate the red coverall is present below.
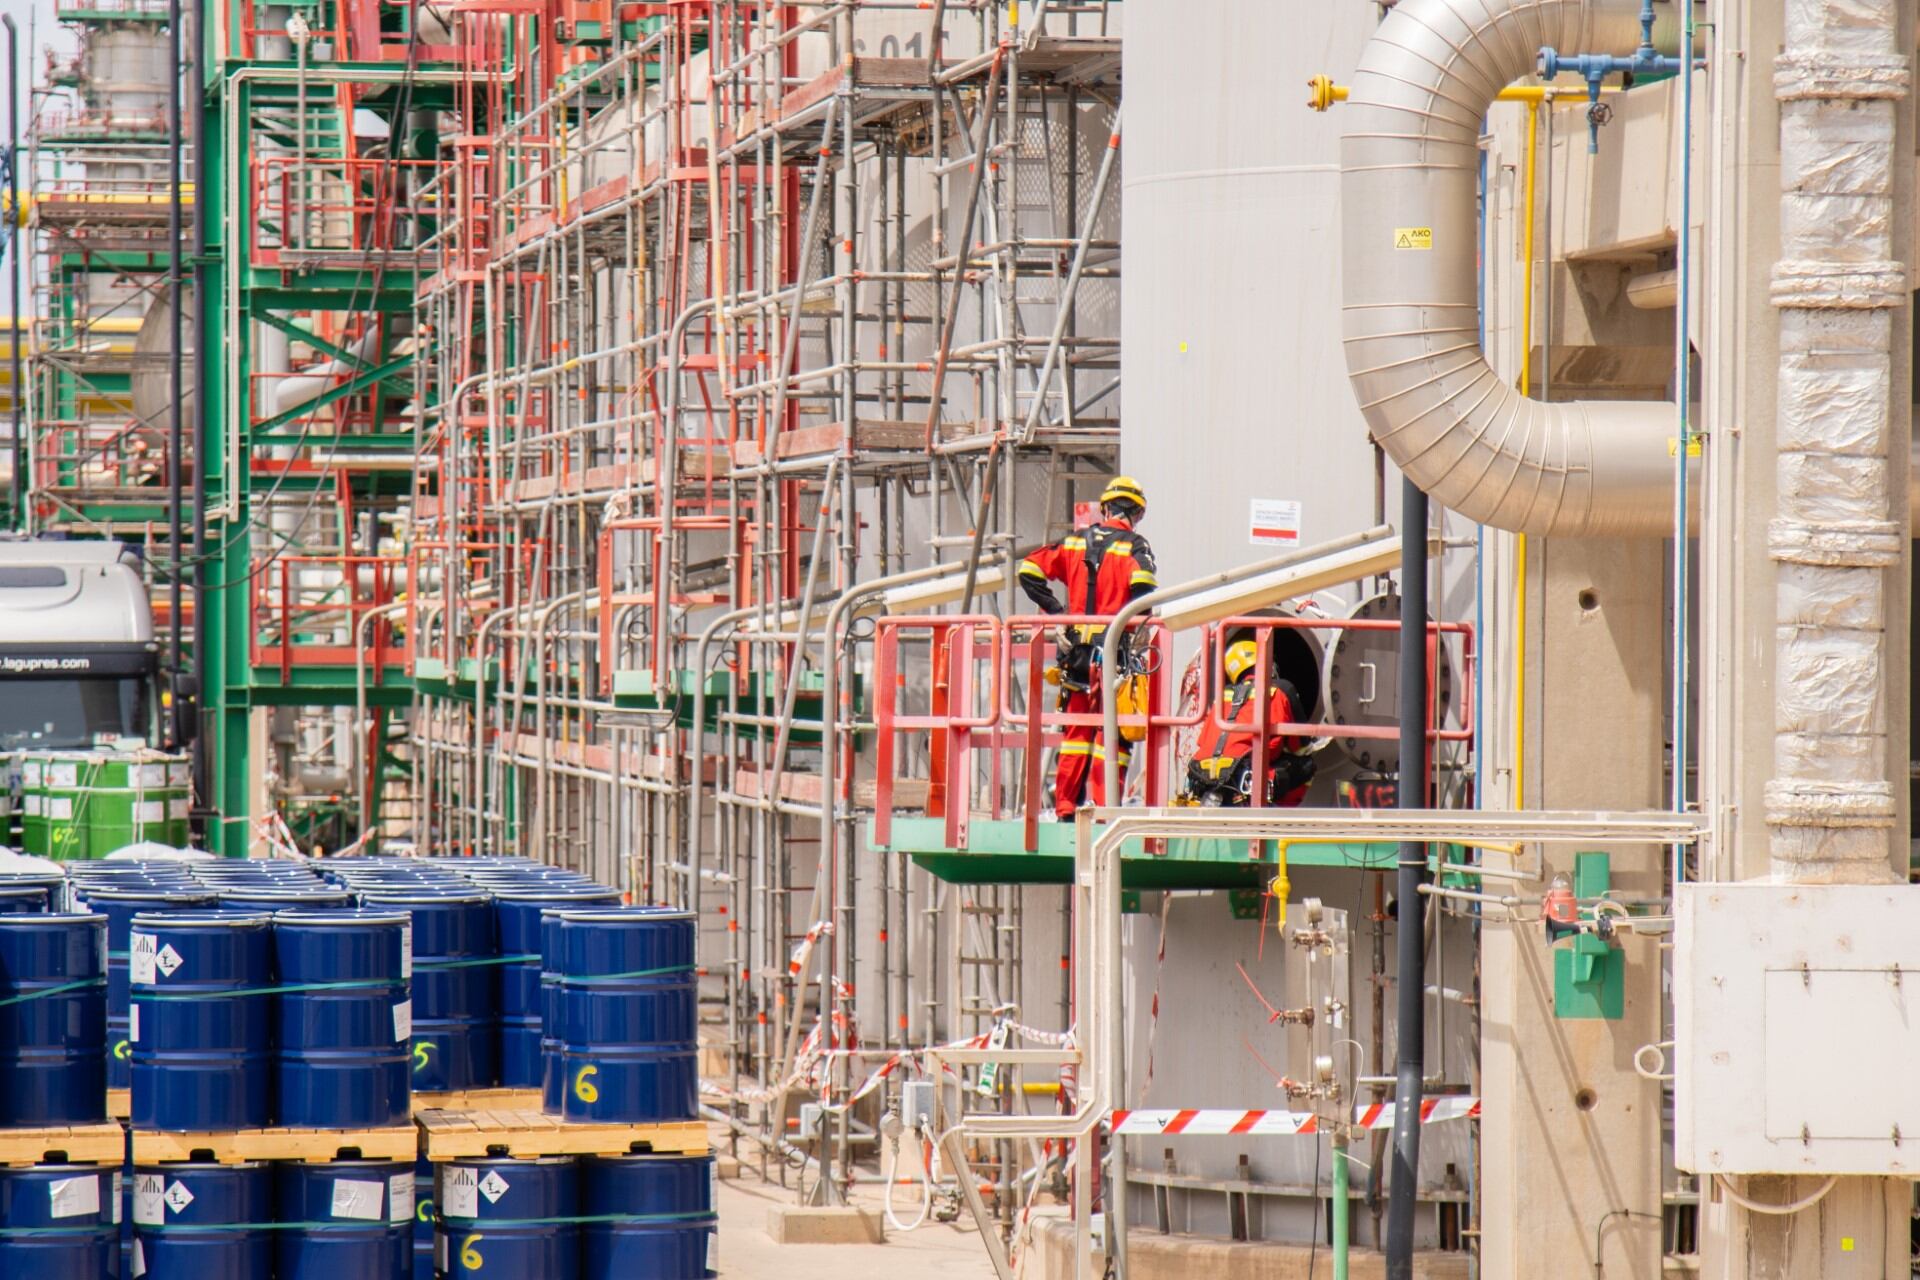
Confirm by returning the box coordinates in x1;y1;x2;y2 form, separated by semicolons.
1017;517;1158;817
1192;680;1308;806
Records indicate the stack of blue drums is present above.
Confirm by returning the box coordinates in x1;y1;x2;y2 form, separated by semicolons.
0;1164;118;1277
581;1154;717;1277
274;909;412;1127
79;885;216;1090
0;871;66;911
0;912;107;1125
493;887;620;1087
360;890;497;1092
274;1159;413;1278
433;1152;716;1279
129;910;273;1130
131;1161;272;1279
548;908;698;1122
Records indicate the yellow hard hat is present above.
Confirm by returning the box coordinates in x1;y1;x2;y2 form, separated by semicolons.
1100;475;1146;513
1223;639;1260;684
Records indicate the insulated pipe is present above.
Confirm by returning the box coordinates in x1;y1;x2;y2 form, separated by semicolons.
1341;0;1677;536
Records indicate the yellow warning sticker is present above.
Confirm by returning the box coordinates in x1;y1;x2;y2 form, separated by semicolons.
1667;436;1704;458
1393;227;1433;251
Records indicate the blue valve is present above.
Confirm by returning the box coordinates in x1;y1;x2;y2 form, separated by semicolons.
1537;0;1693;153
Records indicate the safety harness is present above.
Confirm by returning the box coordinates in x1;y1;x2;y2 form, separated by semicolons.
1056;526;1118;694
1187;677;1315;804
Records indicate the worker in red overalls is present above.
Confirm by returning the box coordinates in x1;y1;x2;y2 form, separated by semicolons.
1017;477;1158;818
1184;638;1316;807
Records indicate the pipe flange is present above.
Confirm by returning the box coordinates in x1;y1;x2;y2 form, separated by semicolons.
1769;260;1908;310
1774;52;1911;102
1767;518;1904;567
1763;780;1897;829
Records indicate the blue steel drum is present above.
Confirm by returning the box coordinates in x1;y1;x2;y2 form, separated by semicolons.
274;1160;411;1280
218;888;352;912
0;1164;119;1279
435;1157;577;1280
411;1158;435;1280
555;909;697;1122
540;911;564;1113
0;873;68;911
580;1153;715;1279
493;889;621;1088
0;913;107;1125
131;1162;270;1280
128;911;272;1130
0;885;49;913
273;909;412;1126
361;891;498;1092
84;889;218;1090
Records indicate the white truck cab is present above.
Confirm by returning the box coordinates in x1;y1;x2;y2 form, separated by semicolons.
0;539;158;749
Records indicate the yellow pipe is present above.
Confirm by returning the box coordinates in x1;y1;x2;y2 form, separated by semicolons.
1271;844;1291;929
1306;76;1620;112
1513;103;1542;810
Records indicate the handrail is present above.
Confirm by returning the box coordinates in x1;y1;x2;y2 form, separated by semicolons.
1100;526;1398;804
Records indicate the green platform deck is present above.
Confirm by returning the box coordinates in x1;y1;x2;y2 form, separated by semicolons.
872;816;1463;889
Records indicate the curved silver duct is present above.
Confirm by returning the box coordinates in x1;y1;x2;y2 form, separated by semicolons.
1341;0;1674;536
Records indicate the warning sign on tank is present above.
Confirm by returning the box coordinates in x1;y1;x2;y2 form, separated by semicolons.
1393;227;1433;250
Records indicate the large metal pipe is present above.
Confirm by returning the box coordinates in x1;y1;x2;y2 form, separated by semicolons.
1341;0;1675;536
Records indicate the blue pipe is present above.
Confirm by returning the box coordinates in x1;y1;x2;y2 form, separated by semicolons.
1670;0;1697;874
1538;0;1690;152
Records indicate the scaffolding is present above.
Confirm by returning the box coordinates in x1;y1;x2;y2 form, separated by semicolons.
398;0;1124;1213
23;5;190;542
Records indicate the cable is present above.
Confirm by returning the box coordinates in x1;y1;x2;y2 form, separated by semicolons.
1712;1173;1837;1217
881;1114;932;1232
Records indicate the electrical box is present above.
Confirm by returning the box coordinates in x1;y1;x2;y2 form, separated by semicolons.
1553;852;1623;1020
1675;881;1920;1175
900;1080;935;1130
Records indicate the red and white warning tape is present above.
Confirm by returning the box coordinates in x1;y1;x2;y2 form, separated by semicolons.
1110;1096;1480;1136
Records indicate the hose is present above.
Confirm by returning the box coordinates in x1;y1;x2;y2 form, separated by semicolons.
883;1118;933;1232
1713;1173;1837;1217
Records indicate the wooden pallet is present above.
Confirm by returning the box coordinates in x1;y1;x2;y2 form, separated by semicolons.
0;1122;126;1168
131;1125;416;1166
416;1109;708;1162
106;1089;129;1120
411;1088;542;1115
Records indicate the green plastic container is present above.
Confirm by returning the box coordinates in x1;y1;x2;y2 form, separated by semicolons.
18;749;191;860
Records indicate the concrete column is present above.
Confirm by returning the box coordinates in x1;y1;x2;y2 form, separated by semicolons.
1480;538;1664;1280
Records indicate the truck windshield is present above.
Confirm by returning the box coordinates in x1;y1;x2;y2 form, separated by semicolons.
0;677;149;749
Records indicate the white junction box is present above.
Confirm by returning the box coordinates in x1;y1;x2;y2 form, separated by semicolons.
1675;881;1920;1175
